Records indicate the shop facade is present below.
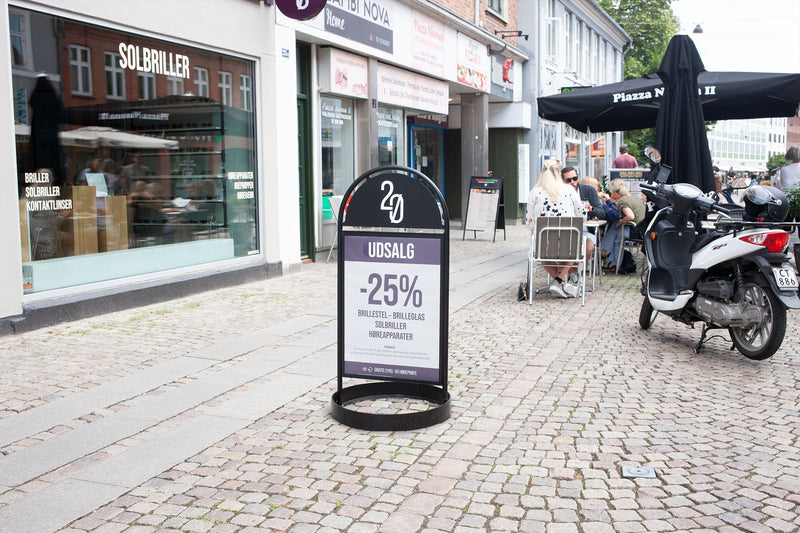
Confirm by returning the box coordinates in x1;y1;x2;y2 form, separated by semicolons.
0;0;529;330
277;0;528;257
1;0;296;329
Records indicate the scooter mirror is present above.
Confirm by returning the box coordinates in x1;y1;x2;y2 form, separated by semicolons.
644;146;661;164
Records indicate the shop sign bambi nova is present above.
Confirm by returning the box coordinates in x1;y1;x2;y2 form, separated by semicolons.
117;43;191;79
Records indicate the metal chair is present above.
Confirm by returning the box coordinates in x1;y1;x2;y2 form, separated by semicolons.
527;216;587;306
616;221;645;274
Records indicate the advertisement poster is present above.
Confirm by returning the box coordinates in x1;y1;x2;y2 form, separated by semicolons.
343;234;441;382
410;9;445;77
456;32;489;91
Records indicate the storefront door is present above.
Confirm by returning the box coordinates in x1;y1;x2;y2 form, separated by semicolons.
410;126;444;192
296;43;314;260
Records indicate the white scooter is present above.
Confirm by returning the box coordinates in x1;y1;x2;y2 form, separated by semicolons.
637;150;800;360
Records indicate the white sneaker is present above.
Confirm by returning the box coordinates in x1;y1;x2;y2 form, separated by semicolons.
562;282;579;298
549;281;567;298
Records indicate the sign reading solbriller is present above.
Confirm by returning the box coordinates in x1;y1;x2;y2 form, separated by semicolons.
275;0;327;20
343;234;441;382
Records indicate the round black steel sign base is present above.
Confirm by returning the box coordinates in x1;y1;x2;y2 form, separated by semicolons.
331;381;451;431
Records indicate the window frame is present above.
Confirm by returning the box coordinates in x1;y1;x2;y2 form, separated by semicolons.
219;70;233;106
239;74;252;111
69;44;93;96
104;51;126;100
166;75;184;96
194;66;210;97
9;9;34;71
137;71;156;100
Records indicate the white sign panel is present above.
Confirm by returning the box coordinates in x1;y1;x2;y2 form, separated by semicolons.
318;48;369;99
410;9;445;77
377;63;449;114
343;235;441;382
456;32;489;92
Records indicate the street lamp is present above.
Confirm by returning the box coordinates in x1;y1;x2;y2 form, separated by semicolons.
693;24;704;34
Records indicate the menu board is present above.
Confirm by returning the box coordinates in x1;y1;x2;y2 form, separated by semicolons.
463;177;504;241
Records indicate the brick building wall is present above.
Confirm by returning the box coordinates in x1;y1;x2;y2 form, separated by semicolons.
432;0;521;47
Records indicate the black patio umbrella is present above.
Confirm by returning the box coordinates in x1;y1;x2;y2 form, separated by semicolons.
28;75;65;182
655;35;714;191
537;71;800;133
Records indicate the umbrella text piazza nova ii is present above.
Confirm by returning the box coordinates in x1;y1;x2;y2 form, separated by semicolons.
537;70;800;134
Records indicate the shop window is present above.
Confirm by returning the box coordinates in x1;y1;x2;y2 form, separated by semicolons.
138;72;156;100
219;71;232;106
377;106;403;166
69;45;92;96
194;67;209;97
240;74;252;111
320;95;354;196
12;6;259;294
104;51;126;100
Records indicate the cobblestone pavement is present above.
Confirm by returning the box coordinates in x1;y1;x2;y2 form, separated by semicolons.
0;224;799;533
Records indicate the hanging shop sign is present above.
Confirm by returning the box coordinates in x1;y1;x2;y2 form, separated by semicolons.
276;0;327;20
456;32;489;92
318;48;369;99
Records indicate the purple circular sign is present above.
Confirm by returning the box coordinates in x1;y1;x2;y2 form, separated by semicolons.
275;0;327;21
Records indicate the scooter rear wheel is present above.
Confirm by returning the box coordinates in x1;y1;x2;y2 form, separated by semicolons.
638;298;658;330
729;282;786;360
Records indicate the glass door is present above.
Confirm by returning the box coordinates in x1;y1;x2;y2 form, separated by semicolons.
410;125;444;192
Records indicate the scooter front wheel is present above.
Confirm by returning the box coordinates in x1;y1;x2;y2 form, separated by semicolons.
638;298;658;330
729;282;786;360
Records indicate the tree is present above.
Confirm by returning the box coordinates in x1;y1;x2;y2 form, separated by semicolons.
597;0;679;81
598;0;679;160
767;153;787;175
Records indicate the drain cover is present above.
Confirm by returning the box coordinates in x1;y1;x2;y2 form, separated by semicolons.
621;465;656;478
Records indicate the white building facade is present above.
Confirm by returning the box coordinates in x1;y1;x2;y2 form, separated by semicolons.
707;117;788;175
519;0;630;186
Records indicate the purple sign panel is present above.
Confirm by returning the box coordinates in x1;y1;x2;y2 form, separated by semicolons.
343;234;441;382
276;0;327;21
323;4;393;53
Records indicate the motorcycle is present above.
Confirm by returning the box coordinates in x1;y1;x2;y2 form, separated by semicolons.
637;148;800;360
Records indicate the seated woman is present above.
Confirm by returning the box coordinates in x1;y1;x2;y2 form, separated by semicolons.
601;179;646;269
526;159;586;298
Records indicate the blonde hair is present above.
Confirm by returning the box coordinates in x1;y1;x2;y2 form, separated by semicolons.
609;178;629;196
536;159;569;202
581;176;600;191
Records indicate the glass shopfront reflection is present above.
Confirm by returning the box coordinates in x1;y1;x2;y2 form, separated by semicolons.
377;106;403;166
320;95;355;195
12;7;258;294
